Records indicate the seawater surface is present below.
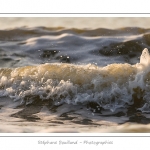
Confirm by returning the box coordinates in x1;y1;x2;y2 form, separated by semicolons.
1;27;150;132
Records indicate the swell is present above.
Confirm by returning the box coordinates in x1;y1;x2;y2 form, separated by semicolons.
0;26;150;39
1;27;150;68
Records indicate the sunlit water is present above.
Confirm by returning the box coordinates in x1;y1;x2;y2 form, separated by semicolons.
1;18;150;132
1;17;150;29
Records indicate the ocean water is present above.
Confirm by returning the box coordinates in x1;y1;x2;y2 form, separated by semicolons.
1;18;150;132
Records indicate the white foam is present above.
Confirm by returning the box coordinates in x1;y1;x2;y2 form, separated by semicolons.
0;48;150;112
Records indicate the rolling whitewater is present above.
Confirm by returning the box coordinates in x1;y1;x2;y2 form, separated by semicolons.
1;26;150;132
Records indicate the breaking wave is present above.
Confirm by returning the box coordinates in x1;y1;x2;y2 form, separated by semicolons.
1;48;150;113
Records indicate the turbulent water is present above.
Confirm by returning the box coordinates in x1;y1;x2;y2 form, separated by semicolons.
1;27;150;132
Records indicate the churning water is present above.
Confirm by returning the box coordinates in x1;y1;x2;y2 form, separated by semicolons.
1;24;150;132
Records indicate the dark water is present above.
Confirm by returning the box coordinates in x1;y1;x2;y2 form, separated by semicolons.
1;27;150;132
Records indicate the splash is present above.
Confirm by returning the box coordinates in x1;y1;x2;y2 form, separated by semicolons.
0;48;150;112
140;48;150;67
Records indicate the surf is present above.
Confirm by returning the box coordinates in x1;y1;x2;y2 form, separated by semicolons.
0;48;150;113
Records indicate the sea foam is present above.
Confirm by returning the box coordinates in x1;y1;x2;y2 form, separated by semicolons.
0;48;150;112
